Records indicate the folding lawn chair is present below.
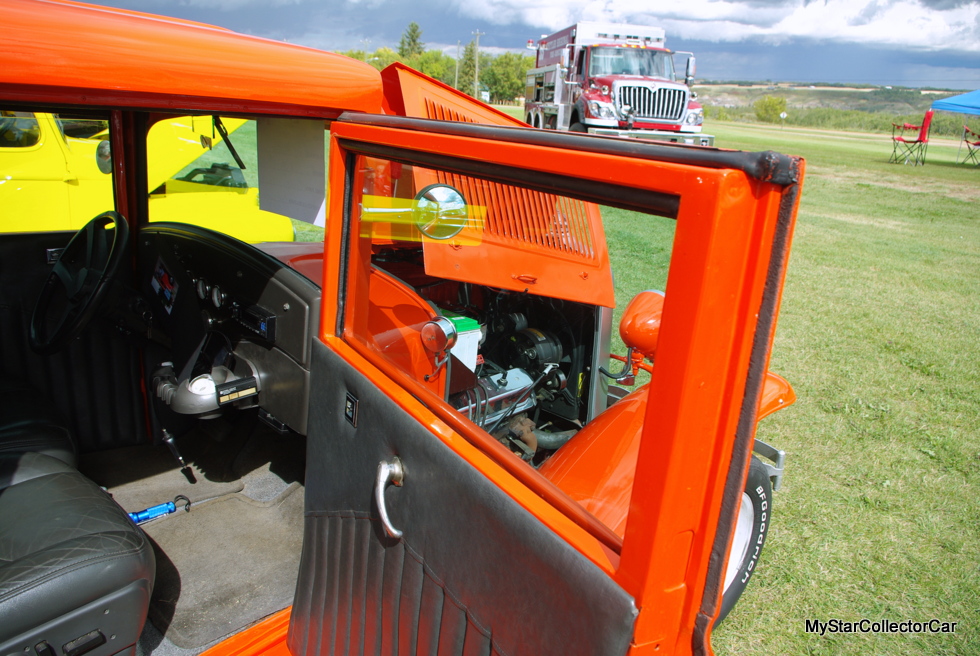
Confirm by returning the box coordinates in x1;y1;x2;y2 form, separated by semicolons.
958;124;980;165
890;110;933;166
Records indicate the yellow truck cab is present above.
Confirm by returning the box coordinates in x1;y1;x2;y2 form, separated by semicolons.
0;111;294;241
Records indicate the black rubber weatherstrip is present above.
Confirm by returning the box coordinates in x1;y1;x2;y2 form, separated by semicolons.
336;138;682;220
335;151;357;337
336;112;801;186
690;177;801;655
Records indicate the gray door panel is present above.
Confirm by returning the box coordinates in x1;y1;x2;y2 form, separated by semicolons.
289;340;637;656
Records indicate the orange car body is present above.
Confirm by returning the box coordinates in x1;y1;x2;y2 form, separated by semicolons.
2;2;804;655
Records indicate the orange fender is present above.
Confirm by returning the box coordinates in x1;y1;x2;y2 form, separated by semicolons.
539;372;795;537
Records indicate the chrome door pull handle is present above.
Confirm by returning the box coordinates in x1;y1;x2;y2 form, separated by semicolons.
375;457;405;539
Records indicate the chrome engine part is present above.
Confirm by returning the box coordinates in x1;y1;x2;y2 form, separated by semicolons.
450;367;536;429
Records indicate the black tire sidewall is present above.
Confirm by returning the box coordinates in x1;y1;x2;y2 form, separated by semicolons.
716;455;772;625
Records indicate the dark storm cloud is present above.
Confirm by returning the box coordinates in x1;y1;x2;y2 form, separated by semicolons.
84;0;980;88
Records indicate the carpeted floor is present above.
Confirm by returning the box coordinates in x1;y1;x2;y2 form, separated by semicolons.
80;441;245;512
79;416;307;652
144;483;305;649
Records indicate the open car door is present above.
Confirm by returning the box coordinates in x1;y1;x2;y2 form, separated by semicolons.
288;114;802;656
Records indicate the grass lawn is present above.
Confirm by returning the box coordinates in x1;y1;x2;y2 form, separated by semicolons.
693;123;979;655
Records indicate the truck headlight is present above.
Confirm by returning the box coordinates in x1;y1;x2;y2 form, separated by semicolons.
685;108;704;126
587;101;617;120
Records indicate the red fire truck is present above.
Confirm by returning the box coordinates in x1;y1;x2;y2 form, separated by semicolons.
525;22;713;145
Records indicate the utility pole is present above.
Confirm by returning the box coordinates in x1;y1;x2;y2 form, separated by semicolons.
454;40;460;89
472;29;485;98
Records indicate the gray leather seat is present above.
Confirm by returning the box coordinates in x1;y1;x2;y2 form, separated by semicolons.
0;452;155;656
0;381;76;467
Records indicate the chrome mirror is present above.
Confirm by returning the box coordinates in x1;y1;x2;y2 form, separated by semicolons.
414;184;467;240
420;316;458;354
421;316;458;382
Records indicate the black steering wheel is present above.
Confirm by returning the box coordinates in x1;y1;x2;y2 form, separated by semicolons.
30;211;129;354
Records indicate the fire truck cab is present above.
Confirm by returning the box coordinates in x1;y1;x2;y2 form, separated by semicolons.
525;22;713;145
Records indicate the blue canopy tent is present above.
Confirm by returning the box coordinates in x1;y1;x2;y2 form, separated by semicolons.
931;89;980;116
931;90;980;164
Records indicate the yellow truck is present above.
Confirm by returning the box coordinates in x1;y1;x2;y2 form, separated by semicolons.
0;111;295;241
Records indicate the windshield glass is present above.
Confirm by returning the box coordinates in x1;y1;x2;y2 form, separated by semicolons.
588;47;674;80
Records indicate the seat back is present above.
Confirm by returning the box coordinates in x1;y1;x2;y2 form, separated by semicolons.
917;110;934;142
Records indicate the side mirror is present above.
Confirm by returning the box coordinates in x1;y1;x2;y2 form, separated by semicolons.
685;56;696;86
560;47;571;69
420;316;458;354
414;184;467;240
96;139;112;174
600;290;665;385
619;290;665;360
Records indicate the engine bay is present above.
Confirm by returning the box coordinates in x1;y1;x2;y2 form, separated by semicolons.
372;248;612;466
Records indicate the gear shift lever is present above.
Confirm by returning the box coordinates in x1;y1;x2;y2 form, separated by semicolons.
161;428;196;483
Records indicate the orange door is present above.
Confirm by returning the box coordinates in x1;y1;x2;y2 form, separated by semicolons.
292;114;802;656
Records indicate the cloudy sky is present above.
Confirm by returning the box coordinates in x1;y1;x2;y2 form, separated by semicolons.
88;0;980;89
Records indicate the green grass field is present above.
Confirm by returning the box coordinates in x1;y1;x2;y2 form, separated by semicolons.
695;123;979;655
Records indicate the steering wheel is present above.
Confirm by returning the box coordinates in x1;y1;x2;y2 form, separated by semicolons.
30;211;129;354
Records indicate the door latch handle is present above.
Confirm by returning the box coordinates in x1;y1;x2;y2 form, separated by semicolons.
375;457;405;539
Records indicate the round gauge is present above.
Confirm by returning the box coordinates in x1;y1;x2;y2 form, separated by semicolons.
196;278;210;300
211;286;227;308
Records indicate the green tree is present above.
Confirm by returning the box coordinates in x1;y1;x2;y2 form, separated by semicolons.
338;49;368;62
456;40;477;94
483;52;535;103
367;47;400;71
408;50;456;84
398;22;425;59
754;95;787;123
456;40;493;97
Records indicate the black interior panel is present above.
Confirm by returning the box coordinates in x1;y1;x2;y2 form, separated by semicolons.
289;340;637;656
138;224;320;435
0;231;146;452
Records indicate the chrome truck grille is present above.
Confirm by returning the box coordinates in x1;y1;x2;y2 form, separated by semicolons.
616;86;687;121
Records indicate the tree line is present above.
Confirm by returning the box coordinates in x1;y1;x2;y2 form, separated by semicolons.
338;22;535;104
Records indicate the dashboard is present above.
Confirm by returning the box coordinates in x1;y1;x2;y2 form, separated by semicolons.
139;224;320;435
